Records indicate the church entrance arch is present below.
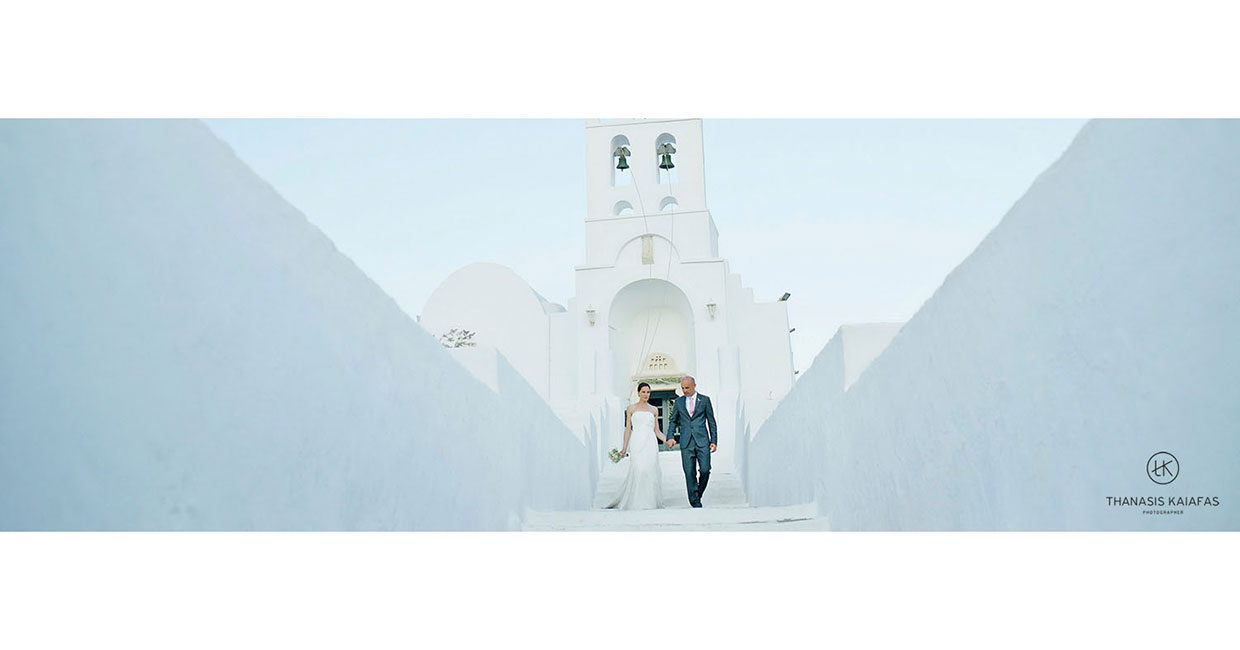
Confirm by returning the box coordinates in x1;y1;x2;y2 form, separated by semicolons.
608;278;696;448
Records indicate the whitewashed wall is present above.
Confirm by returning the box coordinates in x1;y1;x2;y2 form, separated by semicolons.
746;120;1240;530
421;262;561;402
0;119;590;530
740;322;901;503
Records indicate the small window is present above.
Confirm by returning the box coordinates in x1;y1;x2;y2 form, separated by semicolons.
659;197;678;213
614;201;634;216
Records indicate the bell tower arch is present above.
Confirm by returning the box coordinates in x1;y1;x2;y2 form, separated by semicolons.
581;119;716;268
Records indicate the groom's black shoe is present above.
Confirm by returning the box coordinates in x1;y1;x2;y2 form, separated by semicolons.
691;501;702;508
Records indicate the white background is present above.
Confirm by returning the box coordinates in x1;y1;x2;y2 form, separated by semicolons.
2;0;1237;647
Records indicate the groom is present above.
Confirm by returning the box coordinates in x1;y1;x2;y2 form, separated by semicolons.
666;375;717;508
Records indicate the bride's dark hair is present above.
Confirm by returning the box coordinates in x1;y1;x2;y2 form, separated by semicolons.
637;382;651;392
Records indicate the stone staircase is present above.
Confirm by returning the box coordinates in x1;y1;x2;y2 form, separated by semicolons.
523;452;828;531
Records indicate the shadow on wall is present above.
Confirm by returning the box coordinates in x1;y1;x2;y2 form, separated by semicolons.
492;353;593;515
746;323;901;509
745;120;1240;531
0;119;592;531
581;396;626;500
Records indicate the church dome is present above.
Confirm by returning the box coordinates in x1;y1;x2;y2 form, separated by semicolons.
420;263;561;396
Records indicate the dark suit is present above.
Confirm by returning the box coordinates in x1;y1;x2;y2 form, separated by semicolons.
669;392;717;507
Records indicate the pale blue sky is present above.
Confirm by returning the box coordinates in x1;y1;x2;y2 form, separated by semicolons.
203;119;1087;372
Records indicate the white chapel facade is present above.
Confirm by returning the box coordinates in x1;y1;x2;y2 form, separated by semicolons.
421;118;795;470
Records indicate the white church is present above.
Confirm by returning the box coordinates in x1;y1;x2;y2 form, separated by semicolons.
421;118;798;470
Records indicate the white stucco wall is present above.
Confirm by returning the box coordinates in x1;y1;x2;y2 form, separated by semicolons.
547;308;578;413
840;323;904;390
0;119;591;531
745;120;1240;530
736;322;903;502
420;262;558;402
444;345;501;393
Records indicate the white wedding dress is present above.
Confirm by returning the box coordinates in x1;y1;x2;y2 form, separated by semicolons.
605;410;662;510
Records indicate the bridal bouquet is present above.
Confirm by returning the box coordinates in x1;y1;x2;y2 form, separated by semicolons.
608;448;623;463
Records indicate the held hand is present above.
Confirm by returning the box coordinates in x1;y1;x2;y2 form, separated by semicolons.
620;448;628;457
710;443;717;453
666;439;676;449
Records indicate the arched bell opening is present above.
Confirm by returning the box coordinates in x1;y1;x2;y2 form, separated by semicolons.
610;135;632;187
655;133;678;185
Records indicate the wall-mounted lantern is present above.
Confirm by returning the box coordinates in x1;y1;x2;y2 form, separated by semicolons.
706;300;717;319
586;305;596;326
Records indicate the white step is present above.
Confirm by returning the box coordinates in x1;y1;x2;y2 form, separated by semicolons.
591;452;749;509
522;501;825;531
524;452;827;531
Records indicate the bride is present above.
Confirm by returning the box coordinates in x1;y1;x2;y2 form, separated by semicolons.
605;382;667;510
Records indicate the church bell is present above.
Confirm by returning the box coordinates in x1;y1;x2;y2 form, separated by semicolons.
614;146;631;171
657;142;676;169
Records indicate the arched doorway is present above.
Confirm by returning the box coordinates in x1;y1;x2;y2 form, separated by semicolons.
608;278;696;448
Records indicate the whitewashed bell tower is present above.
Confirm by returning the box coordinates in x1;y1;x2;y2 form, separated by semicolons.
567;119;793;470
424;118;795;474
583;118;714;255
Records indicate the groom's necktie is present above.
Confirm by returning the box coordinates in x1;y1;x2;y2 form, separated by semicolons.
688;395;695;416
